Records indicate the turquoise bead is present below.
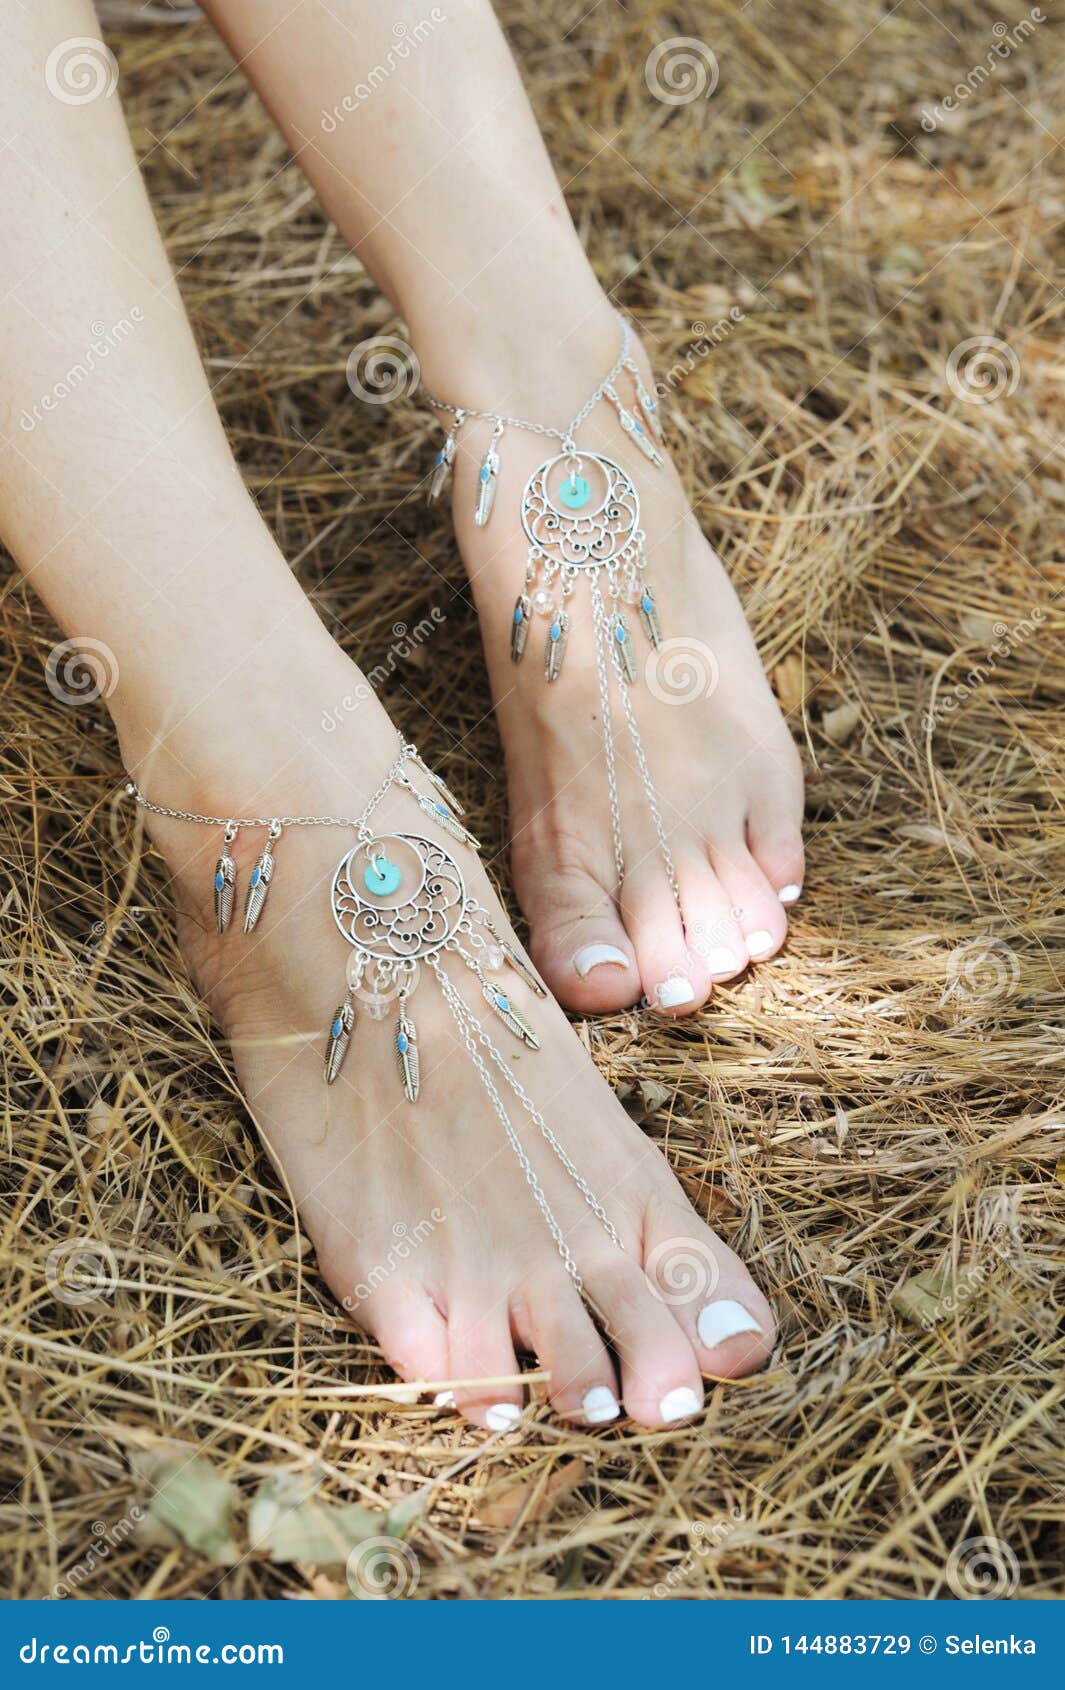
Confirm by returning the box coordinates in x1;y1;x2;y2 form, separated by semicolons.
331;1018;343;1038
397;1032;409;1053
513;604;524;624
496;992;510;1011
364;856;402;896
214;870;224;890
549;621;561;641
642;593;653;612
250;866;261;886
615;624;627;643
559;474;590;510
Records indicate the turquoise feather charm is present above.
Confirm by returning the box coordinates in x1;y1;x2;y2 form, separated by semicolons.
324;999;355;1085
482;979;540;1049
243;822;281;936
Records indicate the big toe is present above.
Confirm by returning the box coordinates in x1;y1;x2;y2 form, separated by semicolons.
517;850;640;1013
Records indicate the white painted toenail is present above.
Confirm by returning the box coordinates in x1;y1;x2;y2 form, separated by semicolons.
659;1387;703;1423
573;943;630;979
485;1402;522;1431
746;930;774;957
657;976;695;1009
697;1299;763;1350
582;1386;621;1424
705;947;739;974
777;884;802;904
432;1390;456;1409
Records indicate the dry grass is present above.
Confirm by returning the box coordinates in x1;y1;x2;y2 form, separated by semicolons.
2;0;1063;1599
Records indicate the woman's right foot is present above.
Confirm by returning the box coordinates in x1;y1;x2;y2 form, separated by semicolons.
125;642;775;1432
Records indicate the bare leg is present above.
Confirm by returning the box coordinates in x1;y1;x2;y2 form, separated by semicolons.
2;0;774;1431
201;0;806;1017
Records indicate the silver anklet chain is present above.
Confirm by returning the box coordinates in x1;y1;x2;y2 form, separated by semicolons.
123;738;619;1294
420;311;681;919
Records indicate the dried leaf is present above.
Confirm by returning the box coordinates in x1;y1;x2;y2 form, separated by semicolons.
477;1458;586;1528
248;1474;382;1565
148;1456;239;1564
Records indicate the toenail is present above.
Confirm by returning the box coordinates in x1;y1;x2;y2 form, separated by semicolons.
485;1402;522;1431
704;946;739;975
746;930;774;958
777;884;802;904
659;1386;703;1424
432;1390;456;1409
582;1386;621;1424
697;1299;763;1350
573;943;630;979
657;976;695;1009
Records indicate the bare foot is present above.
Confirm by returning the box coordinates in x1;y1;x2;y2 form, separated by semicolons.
128;646;775;1432
428;306;805;1019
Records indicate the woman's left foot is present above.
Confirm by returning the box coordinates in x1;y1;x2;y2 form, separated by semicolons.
431;309;805;1017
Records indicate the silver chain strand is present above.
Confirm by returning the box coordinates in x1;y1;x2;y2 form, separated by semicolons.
423;316;632;447
431;957;584;1291
125;739;417;840
589;576;626;892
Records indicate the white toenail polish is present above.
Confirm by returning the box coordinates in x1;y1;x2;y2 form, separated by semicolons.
582;1386;621;1424
777;884;802;905
659;1387;703;1424
746;930;774;958
573;943;630;979
657;976;695;1009
697;1299;763;1350
432;1390;456;1409
485;1402;522;1431
705;947;739;975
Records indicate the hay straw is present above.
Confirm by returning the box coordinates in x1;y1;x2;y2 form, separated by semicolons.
1;1;1062;1598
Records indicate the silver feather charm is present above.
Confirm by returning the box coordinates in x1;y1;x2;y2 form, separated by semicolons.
243;823;280;935
612;613;638;684
474;425;503;526
605;384;663;467
544;609;569;683
324;999;355;1085
482;978;540;1049
395;1011;420;1103
428;410;464;502
415;790;481;851
500;938;547;998
637;586;662;648
213;824;237;935
511;593;531;665
414;752;465;816
625;361;662;442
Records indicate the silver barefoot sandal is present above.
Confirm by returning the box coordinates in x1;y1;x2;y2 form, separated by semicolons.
126;742;621;1291
423;315;679;908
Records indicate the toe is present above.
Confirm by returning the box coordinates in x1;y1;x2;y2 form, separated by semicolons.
642;1195;776;1380
676;854;750;983
447;1292;525;1432
586;1251;705;1428
348;1279;450;1400
709;837;789;964
517;1272;622;1425
621;857;712;1016
746;802;805;910
518;855;640;1014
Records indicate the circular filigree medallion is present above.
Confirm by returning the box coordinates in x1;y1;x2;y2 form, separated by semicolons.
331;832;469;963
520;452;641;572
